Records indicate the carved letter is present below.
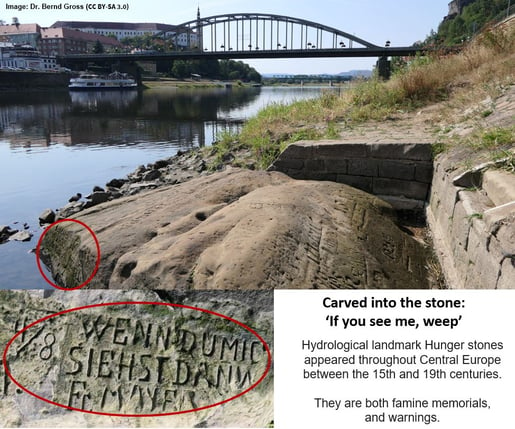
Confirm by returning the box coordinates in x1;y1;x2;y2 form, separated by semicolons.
65;346;83;375
174;360;190;386
98;350;114;378
113;318;130;345
82;315;113;341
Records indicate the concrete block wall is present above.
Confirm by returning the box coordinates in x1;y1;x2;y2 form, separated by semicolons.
269;140;434;210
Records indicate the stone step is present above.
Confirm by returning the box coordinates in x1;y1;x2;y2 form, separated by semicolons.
482;169;515;207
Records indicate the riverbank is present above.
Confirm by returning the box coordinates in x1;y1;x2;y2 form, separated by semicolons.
38;23;514;289
142;77;263;88
0;70;70;90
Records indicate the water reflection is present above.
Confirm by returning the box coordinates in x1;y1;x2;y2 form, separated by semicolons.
0;86;262;150
0;85;328;289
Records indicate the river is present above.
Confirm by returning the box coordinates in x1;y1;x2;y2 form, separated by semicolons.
0;85;332;289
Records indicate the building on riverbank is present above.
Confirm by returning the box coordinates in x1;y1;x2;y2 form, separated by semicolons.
39;27;122;56
50;21;199;48
0;22;41;47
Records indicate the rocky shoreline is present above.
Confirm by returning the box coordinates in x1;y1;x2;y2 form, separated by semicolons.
0;223;33;245
40;145;246;224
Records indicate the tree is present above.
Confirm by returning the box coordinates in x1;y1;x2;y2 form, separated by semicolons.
434;0;511;45
92;40;105;54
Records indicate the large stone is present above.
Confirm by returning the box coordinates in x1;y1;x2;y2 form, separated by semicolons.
38;208;56;224
482;169;515;207
85;191;110;205
39;169;431;289
8;230;32;242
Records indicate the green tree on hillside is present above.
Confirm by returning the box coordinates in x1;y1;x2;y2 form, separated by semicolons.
437;0;511;45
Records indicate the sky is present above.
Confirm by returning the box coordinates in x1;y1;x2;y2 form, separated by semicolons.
1;0;451;74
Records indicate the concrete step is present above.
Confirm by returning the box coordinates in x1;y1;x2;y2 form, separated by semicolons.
482;169;515;207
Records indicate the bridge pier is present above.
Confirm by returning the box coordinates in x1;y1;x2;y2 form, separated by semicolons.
376;56;391;80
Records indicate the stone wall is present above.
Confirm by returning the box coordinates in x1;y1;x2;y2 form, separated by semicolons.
269;140;515;289
427;153;515;289
268;140;434;211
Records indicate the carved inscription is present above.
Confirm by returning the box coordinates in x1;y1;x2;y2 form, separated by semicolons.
5;305;269;415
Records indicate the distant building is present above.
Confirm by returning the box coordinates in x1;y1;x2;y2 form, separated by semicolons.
0;22;41;47
50;21;198;48
39;27;122;56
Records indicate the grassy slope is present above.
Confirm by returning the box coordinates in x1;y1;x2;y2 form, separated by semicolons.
209;23;514;170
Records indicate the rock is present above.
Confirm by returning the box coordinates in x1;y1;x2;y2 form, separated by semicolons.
142;169;161;181
196;159;207;172
0;225;17;244
8;230;32;242
92;185;104;192
106;178;126;188
85;191;110;205
152;159;169;169
68;193;82;203
221;152;235;163
41;169;430;289
128;182;158;191
109;190;123;199
134;165;146;175
38;209;56;224
57;201;84;219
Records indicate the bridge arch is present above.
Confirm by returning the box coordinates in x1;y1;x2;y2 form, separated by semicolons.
166;13;381;53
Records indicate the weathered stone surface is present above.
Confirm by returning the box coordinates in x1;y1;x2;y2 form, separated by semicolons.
314;141;368;158
40;169;430;289
415;163;434;183
0;289;273;427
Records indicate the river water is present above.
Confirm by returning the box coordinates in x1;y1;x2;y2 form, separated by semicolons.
0;85;330;289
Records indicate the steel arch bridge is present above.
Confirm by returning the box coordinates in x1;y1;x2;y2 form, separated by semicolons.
58;12;424;76
170;12;383;53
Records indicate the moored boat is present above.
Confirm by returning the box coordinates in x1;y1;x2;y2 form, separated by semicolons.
69;71;138;90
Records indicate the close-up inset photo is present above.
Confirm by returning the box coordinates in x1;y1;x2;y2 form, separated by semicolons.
1;290;273;427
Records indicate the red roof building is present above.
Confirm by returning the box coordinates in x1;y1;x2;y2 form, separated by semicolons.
39;27;122;56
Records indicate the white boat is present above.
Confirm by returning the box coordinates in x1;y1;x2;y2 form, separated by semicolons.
69;71;138;90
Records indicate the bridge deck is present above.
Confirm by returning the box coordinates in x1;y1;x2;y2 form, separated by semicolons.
59;47;423;64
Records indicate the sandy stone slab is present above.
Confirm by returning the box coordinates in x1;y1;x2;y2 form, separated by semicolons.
39;169;431;289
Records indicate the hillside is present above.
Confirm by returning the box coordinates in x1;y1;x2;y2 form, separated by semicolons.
433;0;513;45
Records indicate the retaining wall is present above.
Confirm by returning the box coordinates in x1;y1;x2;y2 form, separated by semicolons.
427;155;515;289
268;140;433;210
269;140;515;289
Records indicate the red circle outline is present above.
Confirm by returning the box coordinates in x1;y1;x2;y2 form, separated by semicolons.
36;219;101;290
2;301;272;418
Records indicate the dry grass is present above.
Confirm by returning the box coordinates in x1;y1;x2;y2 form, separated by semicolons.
218;23;515;168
